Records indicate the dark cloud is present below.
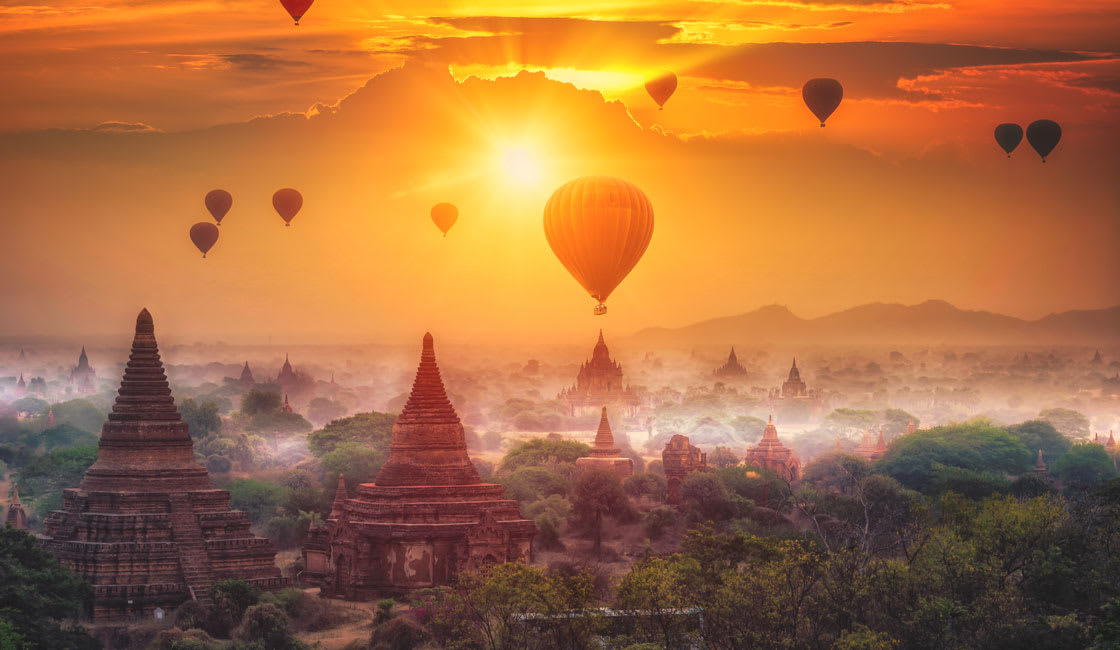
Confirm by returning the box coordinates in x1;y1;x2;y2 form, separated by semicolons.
1065;73;1120;94
219;53;311;71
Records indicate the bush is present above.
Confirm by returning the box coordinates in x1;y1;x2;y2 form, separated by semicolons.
235;603;301;650
263;516;308;549
207;455;232;474
370;616;432;650
227;479;288;524
644;506;678;540
624;473;667;501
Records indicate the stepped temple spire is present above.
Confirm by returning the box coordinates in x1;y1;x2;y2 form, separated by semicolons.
575;408;634;478
303;331;535;599
42;309;282;620
744;416;801;481
5;485;27;530
558;330;641;417
663;434;707;505
240;361;255;384
374;333;481;487
715;346;748;377
1035;449;1047;473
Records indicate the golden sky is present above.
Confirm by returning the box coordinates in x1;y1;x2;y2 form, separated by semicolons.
0;0;1117;344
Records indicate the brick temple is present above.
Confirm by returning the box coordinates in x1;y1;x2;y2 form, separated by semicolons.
42;309;282;620
663;434;707;505
744;416;801;481
558;330;641;416
304;333;535;600
575;407;634;479
714;347;748;378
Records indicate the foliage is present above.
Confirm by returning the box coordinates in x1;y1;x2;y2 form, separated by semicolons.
306;397;347;426
370;616;432;650
877;422;1032;493
38;424;98;451
569;469;637;555
240;390;282;416
9;397;48;416
0;528;99;650
643;506;679;540
802;452;872;495
499;438;591;474
321;442;387;492
246;411;312;435
206;454;232;474
1004;420;1073;462
498;466;571;503
226;478;287;524
50;399;106;434
235;603;306;650
881;409;918;436
16;445;97;505
181;399;222;439
624;472;667;502
824;408;879;434
1053;444;1118;487
679;472;737;522
708;446;740;469
523;494;571;551
307;411;396;458
1038;408;1090;439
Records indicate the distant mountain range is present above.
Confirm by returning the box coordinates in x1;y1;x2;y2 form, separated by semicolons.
628;300;1120;347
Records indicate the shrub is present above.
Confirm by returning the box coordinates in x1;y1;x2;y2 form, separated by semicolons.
370;616;432;650
206;455;232;474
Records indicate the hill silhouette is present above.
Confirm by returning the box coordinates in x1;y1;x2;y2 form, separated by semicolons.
628;300;1120;346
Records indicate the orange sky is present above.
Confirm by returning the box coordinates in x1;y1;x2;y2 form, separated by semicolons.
0;0;1117;344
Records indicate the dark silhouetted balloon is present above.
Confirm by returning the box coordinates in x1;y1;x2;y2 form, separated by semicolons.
190;222;219;258
543;177;654;315
645;72;677;110
280;0;314;25
993;124;1023;157
1026;119;1062;162
272;189;302;226
802;78;844;127
431;203;458;237
205;189;232;225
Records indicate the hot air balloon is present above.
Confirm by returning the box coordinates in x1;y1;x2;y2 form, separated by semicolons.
1026;119;1062;162
645;72;677;110
543;177;654;315
280;0;314;25
189;222;219;258
802;78;844;127
993;124;1023;158
205;189;232;225
272;188;302;227
431;203;458;237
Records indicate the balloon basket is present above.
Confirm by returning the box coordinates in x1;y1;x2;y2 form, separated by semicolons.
594;304;607;316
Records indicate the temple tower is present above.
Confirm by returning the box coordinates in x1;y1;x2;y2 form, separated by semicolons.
5;485;27;530
714;347;748;378
558;330;641;417
744;416;801;481
575;408;634;479
41;309;282;620
663;434;707;505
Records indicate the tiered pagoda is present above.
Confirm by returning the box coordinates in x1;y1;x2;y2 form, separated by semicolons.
767;358;825;422
663;434;707;505
853;428;887;462
304;333;535;600
744;416;801;481
5;485;27;530
714;347;748;378
558;330;641;417
1034;449;1047;474
239;362;255;385
70;346;96;393
42;309;282;620
277;354;298;388
575;408;634;479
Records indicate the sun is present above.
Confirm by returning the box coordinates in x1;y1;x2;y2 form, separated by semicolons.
498;145;542;187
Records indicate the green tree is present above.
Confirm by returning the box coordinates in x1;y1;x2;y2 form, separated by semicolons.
1004;420;1073;462
16;446;97;515
306;398;346;426
50;399;106;433
240;390;281;416
802;452;872;496
320;442;386;492
498;466;571;503
680;472;736;522
569;469;636;556
235;603;304;650
624;472;668;502
227;479;288;524
0;527;100;649
882;409;918;436
39;424;98;451
1039;408;1090;439
307;411;396;457
499;438;590;473
708;446;740;469
1053;444;1117;487
878;423;1032;493
180;399;222;439
824;408;879;435
615;555;703;648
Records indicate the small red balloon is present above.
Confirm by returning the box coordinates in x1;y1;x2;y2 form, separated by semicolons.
205;189;232;225
280;0;314;25
272;188;303;227
190;222;220;258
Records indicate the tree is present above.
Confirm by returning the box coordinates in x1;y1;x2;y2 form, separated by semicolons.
708;446;740;469
320;442;386;492
643;506;679;541
206;455;232;474
0;527;100;649
624;472;668;502
882;409;918;436
1039;408;1090;439
824;408;879;435
877;423;1032;493
181;399;222;438
801;452;872;496
240;390;282;416
1004;420;1074;462
500;438;590;473
10;397;48;416
615;555;703;648
498;466;571;503
17;446;97;515
1053;444;1117;487
679;472;736;522
306;398;347;426
39;424;98;451
235;603;304;650
569;469;636;556
227;479;287;524
49;399;106;434
307;411;396;457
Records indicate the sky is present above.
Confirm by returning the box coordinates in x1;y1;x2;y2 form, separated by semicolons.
0;0;1117;345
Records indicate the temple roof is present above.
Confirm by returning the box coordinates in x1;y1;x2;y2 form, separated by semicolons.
787;358;802;383
373;333;481;487
240;361;254;383
589;407;621;458
330;474;348;519
106;309;181;424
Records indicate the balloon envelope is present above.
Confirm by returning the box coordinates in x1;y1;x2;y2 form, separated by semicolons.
645;72;677;110
802;78;844;126
993;124;1023;157
543;176;654;315
1026;119;1061;161
431;203;458;236
272;188;303;226
205;189;232;224
280;0;313;24
189;222;219;258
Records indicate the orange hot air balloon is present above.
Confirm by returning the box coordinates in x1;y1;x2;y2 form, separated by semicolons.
205;189;232;225
272;188;302;227
645;72;677;110
543;177;654;315
430;203;458;237
189;222;219;258
802;78;844;127
280;0;314;25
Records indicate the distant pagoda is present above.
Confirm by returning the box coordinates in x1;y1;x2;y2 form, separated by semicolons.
714;347;748;378
5;485;27;530
42;309;282;620
70;346;96;393
304;333;535;599
239;361;255;385
853;428;887;462
558;330;641;417
663;434;707;505
575;408;634;479
277;354;298;388
767;358;825;423
744;416;801;481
